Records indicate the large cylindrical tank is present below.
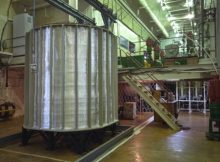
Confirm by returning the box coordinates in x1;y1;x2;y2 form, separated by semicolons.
24;24;118;132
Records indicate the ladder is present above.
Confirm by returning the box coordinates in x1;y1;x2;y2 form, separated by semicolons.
123;75;181;131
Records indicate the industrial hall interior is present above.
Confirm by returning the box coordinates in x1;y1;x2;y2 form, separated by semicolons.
0;0;220;161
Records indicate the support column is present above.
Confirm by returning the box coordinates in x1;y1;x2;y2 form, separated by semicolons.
195;81;198;111
138;35;142;55
180;81;184;97
216;0;220;69
188;81;192;113
195;81;198;97
176;81;179;110
203;81;206;114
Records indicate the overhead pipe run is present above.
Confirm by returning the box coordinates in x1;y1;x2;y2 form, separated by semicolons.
85;0;117;28
138;0;169;38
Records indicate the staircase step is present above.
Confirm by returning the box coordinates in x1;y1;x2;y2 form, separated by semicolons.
142;89;147;92
122;75;180;131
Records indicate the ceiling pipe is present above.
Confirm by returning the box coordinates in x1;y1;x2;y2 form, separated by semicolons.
170;17;192;21
169;8;188;13
165;0;183;4
138;0;169;38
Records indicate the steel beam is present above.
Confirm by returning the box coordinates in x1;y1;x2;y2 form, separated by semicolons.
85;0;117;28
44;0;95;25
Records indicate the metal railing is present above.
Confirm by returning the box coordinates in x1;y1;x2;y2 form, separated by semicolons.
119;49;175;103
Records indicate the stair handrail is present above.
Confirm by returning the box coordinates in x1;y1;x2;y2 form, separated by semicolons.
124;75;152;94
131;74;165;101
125;74;179;124
120;49;174;99
119;48;144;68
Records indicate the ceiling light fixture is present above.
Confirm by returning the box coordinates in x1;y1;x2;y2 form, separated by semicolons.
185;13;194;19
157;0;161;3
162;5;166;11
184;0;194;7
162;5;171;10
175;32;180;37
171;21;176;26
167;16;176;21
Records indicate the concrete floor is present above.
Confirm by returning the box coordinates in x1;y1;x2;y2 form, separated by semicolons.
101;112;220;162
0;134;80;162
0;112;152;162
0;112;220;162
0;115;23;138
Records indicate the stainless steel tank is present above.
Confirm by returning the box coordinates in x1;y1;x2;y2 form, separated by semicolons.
24;24;118;131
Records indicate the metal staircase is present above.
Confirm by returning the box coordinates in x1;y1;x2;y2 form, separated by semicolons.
122;75;180;131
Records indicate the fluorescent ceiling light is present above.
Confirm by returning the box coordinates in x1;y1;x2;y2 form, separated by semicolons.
165;5;171;10
175;32;180;37
172;26;178;32
170;21;176;26
167;16;176;21
173;25;180;29
184;0;194;7
185;13;194;19
162;5;171;11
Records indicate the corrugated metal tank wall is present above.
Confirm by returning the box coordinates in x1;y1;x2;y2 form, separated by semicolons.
24;24;118;131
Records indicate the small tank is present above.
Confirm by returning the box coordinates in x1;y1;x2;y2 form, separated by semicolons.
24;24;118;132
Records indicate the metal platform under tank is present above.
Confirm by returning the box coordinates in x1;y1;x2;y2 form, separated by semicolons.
23;24;118;150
